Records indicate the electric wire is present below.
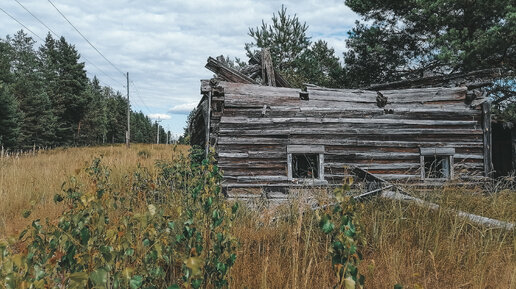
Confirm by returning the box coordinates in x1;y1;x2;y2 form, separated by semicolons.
47;0;155;115
47;0;126;78
9;1;126;92
14;0;58;37
0;6;43;41
5;1;156;121
130;80;153;115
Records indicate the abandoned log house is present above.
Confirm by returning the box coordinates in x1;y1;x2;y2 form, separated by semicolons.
190;54;496;195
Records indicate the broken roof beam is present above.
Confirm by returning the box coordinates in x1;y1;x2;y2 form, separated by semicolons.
248;50;292;88
205;57;258;84
366;68;503;90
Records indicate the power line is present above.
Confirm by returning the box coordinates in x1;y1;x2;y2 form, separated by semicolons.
130;80;153;115
14;0;126;90
14;0;58;36
0;6;43;41
46;0;157;119
47;0;126;78
7;1;155;120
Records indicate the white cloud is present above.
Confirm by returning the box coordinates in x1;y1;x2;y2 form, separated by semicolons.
148;113;172;120
168;102;198;114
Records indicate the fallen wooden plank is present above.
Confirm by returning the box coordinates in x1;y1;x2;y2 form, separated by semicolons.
381;190;514;230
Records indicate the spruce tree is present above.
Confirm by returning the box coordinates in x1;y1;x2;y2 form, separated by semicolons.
8;30;56;148
0;83;21;148
79;77;107;144
52;36;89;145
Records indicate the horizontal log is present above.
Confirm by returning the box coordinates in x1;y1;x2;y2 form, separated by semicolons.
217;137;483;148
223;82;300;97
219;122;478;133
307;87;466;104
224;97;472;110
219;116;478;126
218;127;483;136
218;151;286;159
222;182;335;188
222;107;482;121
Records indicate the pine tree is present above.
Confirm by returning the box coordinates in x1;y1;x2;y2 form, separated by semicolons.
79;77;107;144
0;41;13;84
343;0;516;87
245;5;311;86
105;90;128;143
52;36;89;145
0;83;21;148
8;30;56;148
245;6;343;88
295;40;343;88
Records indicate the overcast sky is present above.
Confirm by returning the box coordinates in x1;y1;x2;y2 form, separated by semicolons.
1;0;360;136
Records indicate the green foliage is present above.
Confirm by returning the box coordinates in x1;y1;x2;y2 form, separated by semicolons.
344;0;516;88
295;40;344;88
318;178;364;289
0;30;167;148
0;83;21;148
0;152;238;288
245;6;344;88
178;108;197;145
246;5;310;74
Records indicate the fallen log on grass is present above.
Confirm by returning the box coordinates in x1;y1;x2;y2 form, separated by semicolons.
381;190;514;230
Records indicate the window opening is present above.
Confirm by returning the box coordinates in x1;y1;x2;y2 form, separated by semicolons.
424;155;451;179
420;147;455;180
292;153;319;179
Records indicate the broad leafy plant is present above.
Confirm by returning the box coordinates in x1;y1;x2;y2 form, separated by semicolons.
318;178;364;289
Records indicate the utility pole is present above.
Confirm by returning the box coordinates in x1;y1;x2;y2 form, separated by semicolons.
126;72;130;148
156;118;162;144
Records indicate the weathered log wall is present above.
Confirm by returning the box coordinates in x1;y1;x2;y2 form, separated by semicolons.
198;81;486;191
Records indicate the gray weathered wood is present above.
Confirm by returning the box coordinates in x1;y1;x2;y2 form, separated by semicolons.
420;147;455;155
382;191;513;230
205;57;257;84
483;102;493;177
286;145;325;153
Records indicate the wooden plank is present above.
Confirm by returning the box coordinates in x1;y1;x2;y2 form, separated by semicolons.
218;127;483;136
381;190;513;230
286;145;325;153
217;137;483;148
261;48;276;86
220;116;478;126
307;87;467;104
205;58;257;84
420;147;455;155
482;102;492;177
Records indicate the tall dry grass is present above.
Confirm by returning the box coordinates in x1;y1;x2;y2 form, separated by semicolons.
0;144;189;236
228;190;515;289
0;145;514;288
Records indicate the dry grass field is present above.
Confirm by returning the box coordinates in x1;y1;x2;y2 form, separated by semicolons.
1;145;514;288
0;144;187;237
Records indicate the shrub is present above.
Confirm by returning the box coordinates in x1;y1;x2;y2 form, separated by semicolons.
0;151;238;289
318;178;364;289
